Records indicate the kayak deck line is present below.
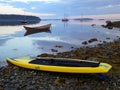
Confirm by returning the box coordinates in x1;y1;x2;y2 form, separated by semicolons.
6;57;112;73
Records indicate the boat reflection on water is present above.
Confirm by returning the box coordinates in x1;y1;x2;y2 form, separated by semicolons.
24;28;51;36
23;24;51;36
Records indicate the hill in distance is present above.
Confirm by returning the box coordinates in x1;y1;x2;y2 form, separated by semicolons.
0;14;41;25
74;18;94;21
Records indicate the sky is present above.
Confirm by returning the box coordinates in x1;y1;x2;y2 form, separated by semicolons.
0;0;120;19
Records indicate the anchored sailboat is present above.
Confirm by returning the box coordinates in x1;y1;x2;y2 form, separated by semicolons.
62;13;69;22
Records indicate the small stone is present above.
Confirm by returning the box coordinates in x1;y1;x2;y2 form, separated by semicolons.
88;38;98;43
82;41;88;45
0;86;4;90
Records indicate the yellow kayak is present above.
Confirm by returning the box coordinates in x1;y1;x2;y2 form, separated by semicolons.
6;57;112;73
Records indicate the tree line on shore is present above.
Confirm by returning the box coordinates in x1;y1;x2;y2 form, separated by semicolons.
0;14;41;25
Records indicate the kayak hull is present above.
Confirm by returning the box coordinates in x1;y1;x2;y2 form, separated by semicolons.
6;57;112;73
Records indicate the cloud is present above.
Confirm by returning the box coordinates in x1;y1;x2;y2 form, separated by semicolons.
0;3;55;17
0;3;24;14
5;0;61;3
70;0;105;3
31;7;36;10
97;4;120;9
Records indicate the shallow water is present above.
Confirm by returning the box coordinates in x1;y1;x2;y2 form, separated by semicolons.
0;20;120;67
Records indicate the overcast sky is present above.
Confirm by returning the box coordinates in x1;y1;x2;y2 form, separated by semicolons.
0;0;120;19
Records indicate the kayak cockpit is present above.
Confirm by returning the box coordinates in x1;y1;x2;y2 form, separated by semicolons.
29;58;100;67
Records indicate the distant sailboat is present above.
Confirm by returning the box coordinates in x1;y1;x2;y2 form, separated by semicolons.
62;13;69;22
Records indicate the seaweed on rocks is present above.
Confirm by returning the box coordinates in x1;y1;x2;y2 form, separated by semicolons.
0;65;120;90
0;39;120;90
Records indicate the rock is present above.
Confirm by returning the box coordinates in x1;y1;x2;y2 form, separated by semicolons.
106;21;113;26
0;86;4;90
102;21;120;29
88;38;98;43
82;41;88;45
4;86;18;90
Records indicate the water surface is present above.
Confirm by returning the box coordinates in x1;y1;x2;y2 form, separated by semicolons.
0;20;120;67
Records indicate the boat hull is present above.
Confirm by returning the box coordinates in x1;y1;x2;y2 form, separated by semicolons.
6;57;112;73
24;24;51;31
23;24;51;36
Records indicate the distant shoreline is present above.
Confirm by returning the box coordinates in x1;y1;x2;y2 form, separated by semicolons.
0;14;41;25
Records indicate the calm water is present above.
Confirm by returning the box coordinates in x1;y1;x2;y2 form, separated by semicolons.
0;20;120;67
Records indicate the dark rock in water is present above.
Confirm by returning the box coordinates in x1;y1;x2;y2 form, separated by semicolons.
106;21;113;26
91;24;96;26
82;38;98;45
88;38;98;43
102;20;120;29
103;41;107;43
106;37;110;40
82;41;88;45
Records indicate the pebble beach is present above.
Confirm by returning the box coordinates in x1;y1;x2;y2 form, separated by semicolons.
0;38;120;90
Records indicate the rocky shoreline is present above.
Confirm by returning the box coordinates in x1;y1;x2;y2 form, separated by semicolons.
0;39;120;90
0;66;120;90
102;20;120;29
